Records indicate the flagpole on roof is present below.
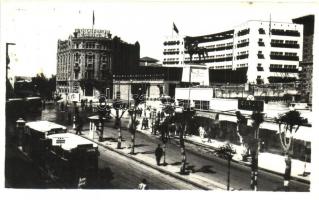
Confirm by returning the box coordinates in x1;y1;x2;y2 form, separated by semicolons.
172;22;174;37
92;10;95;36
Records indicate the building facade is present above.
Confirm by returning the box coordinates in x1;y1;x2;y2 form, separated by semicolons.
162;20;304;85
56;28;140;99
292;15;314;103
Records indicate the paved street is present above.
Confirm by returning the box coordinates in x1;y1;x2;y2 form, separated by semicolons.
39;105;309;191
97;144;199;189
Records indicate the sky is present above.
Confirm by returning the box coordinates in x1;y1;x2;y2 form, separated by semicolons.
1;0;317;78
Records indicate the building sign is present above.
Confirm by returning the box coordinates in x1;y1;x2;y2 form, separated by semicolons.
195;111;219;120
69;93;80;102
182;65;209;86
238;99;264;112
75;29;110;38
56;137;66;144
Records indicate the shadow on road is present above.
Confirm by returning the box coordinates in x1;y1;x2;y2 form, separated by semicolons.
138;150;155;155
134;144;149;148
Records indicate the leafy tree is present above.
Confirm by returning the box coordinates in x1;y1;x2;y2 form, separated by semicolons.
112;100;127;149
215;143;236;190
275;110;308;191
128;85;147;154
31;73;56;100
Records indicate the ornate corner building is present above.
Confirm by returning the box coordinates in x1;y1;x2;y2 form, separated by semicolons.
56;28;140;98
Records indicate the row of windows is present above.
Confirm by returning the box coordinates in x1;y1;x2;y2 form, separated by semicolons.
238;39;249;43
206;42;233;49
237;51;249;55
163;58;179;61
164;48;179;52
185;53;232;60
270;64;297;68
238;63;248;67
236;54;249;60
237;28;250;36
163;61;180;65
271;29;300;37
271;39;298;44
73;42;111;50
163;41;181;46
163;52;179;55
213;65;232;69
237;42;249;48
270;52;297;56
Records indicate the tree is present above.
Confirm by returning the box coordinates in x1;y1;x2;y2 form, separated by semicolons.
31;73;56;100
250;111;264;191
275;110;308;191
112;100;127;149
215;143;236;190
174;108;195;174
235;111;247;145
128;85;147;154
235;111;251;161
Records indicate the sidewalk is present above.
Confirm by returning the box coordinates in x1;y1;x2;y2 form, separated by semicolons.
135;121;311;183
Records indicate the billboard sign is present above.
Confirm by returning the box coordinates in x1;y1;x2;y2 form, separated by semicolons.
238;99;264;112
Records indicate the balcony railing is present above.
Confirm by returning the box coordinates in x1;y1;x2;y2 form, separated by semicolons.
269;67;299;72
237;42;249;48
271;29;300;37
270;55;299;61
163;51;180;55
270;43;300;48
236;54;249;60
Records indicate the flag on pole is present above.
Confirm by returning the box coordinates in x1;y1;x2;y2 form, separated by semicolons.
173;22;179;34
93;10;95;26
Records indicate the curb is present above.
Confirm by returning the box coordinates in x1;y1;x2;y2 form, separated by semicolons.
80;134;227;190
181;137;310;184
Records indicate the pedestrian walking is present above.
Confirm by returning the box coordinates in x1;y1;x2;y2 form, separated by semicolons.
199;126;206;142
207;127;212;143
138;179;148;190
155;144;163;166
75;114;83;135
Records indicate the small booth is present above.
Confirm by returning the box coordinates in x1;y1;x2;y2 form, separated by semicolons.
88;115;109;140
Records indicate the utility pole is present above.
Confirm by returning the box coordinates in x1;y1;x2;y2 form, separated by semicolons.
6;43;16;98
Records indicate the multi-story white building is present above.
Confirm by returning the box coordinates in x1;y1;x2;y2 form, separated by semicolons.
163;20;303;85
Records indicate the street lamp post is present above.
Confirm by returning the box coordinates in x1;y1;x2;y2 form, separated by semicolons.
128;79;132;108
16;118;26;147
151;109;157;135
